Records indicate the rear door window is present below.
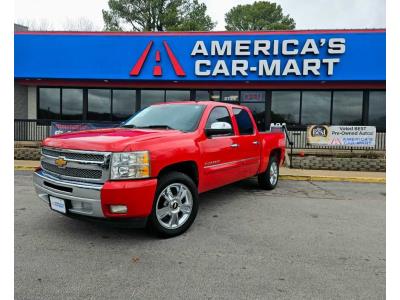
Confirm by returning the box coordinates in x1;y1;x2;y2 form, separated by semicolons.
233;108;254;135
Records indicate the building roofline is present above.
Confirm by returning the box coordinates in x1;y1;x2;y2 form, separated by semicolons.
14;28;386;36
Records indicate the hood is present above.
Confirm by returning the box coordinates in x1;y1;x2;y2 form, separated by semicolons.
42;128;183;152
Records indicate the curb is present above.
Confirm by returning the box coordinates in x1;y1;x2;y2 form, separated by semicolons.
279;175;385;184
14;166;37;171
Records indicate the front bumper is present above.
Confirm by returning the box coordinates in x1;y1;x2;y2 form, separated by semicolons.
33;169;158;223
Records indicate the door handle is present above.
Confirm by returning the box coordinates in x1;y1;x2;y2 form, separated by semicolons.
230;143;239;148
252;141;259;145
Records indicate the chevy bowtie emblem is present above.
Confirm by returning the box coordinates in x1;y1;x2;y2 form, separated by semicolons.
130;40;186;77
55;157;67;168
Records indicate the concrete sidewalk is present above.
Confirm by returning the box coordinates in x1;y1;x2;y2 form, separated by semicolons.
280;167;385;183
14;160;385;184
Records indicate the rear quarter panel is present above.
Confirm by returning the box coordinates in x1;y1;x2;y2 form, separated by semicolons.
258;132;286;173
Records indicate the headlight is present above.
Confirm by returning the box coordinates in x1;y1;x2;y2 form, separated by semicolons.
111;151;150;180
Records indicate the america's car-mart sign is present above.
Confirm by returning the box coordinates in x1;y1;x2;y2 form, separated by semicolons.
15;30;385;81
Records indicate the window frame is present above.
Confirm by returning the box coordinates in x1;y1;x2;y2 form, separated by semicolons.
87;88;112;121
331;90;364;127
60;87;84;121
37;87;61;120
270;90;302;127
111;89;137;121
299;90;332;126
366;89;386;132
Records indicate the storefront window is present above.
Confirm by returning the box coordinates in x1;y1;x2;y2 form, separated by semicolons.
271;91;300;125
301;91;331;125
369;91;386;131
221;91;239;103
141;90;165;108
166;90;191;102
113;89;136;121
210;91;221;101
195;90;210;101
61;89;83;120
88;89;111;121
38;88;60;120
195;90;221;101
241;102;266;131
241;91;265;102
332;91;363;125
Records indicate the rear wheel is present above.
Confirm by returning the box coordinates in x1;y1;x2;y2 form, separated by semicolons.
148;172;198;238
258;155;279;190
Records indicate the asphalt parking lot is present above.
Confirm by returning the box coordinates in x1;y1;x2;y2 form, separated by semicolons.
15;170;385;300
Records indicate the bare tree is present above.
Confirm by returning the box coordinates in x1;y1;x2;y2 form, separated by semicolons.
62;17;100;31
15;18;54;31
15;17;100;31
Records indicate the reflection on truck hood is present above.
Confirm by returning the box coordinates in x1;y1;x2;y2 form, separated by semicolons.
42;128;184;152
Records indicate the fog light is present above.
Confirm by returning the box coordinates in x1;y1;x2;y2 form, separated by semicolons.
110;205;127;214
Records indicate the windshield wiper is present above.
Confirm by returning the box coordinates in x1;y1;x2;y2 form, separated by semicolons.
121;124;137;128
136;125;177;130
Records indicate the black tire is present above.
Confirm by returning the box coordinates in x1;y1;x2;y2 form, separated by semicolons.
258;155;279;190
148;171;199;238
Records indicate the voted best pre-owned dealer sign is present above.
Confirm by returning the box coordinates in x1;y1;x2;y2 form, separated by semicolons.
14;31;385;81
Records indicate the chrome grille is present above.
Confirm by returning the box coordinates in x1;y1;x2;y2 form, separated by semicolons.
41;162;102;179
42;148;104;162
40;147;111;183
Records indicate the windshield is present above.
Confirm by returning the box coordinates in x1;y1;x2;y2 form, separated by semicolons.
122;104;206;132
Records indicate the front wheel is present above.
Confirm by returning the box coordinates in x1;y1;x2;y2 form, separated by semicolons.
148;172;198;238
258;156;279;190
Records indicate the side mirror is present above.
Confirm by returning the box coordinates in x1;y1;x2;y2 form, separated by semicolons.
205;122;233;137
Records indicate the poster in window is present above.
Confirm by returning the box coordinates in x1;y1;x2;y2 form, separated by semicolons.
241;91;265;102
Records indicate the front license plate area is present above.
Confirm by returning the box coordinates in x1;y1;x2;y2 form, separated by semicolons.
49;196;67;214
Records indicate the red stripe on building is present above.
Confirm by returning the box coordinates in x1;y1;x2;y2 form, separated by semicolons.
153;66;162;76
129;41;153;76
16;79;386;90
163;41;186;77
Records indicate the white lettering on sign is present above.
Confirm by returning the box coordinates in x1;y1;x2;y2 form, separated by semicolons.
322;58;340;75
258;60;280;76
282;59;301;76
254;40;270;55
191;38;346;77
282;39;299;55
195;60;211;76
212;60;230;76
191;41;208;56
235;40;251;55
211;41;232;56
328;38;346;54
300;39;319;55
303;59;321;76
232;60;248;76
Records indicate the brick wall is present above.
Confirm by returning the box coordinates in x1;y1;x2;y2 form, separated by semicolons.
291;156;386;172
14;142;41;160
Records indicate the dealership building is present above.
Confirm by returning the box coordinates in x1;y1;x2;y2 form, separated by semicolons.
14;28;386;139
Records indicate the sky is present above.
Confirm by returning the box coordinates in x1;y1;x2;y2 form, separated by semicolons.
15;0;386;31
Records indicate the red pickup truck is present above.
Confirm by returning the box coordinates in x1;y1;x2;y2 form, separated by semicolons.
33;101;286;237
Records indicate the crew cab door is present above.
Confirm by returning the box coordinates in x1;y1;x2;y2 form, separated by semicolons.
232;107;261;178
199;106;242;191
